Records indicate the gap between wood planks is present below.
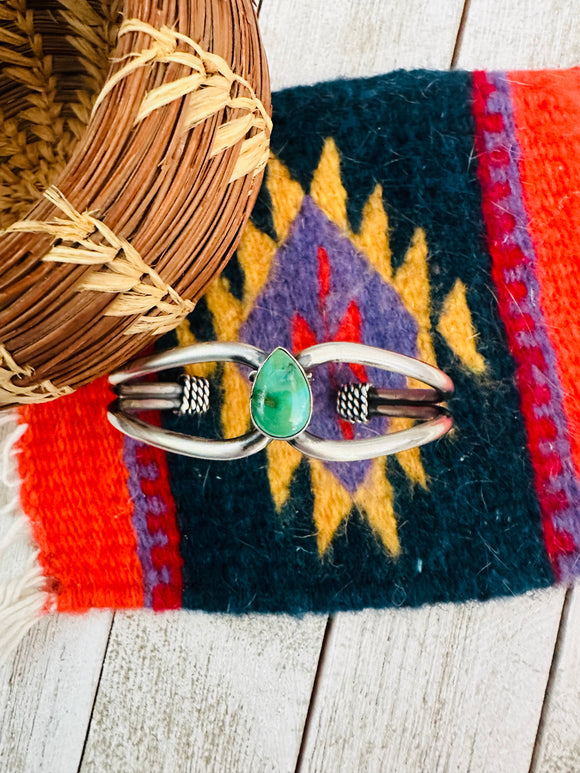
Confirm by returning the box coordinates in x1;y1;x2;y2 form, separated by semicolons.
451;0;472;68
77;614;116;773
293;617;334;773
528;587;574;773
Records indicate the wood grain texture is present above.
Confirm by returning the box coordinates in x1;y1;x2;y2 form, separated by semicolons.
532;588;580;773
259;0;465;90
297;590;566;773
456;0;580;68
79;611;326;773
0;612;112;773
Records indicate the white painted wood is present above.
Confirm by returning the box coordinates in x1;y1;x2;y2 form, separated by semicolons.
298;589;566;773
456;0;580;69
259;0;465;90
0;611;113;773
532;587;580;773
79;611;326;773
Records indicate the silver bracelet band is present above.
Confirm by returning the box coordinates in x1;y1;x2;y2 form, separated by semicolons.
108;342;454;462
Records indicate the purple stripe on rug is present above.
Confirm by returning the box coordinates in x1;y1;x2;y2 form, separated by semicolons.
123;434;172;607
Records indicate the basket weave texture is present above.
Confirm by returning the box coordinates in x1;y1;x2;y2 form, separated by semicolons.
0;0;271;405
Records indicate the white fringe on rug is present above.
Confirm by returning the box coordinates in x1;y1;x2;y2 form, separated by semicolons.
0;412;51;663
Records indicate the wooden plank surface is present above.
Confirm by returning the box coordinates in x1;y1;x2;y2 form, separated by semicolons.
79;612;326;773
460;5;580;770
294;2;580;771
294;0;580;773
456;0;580;69
296;590;566;773
259;0;465;90
0;613;112;773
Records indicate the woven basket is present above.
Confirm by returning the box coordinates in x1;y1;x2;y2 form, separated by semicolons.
0;0;271;405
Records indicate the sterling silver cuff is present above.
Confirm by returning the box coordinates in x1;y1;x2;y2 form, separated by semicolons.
108;341;454;462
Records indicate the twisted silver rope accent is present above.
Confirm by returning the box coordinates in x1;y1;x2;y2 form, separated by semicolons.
336;383;371;424
179;375;210;416
109;341;454;461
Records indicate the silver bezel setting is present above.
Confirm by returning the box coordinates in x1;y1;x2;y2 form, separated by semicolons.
248;347;313;441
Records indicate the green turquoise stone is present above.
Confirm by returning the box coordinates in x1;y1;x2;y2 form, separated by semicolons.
250;348;312;439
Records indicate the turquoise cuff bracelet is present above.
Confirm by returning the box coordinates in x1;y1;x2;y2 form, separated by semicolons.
108;341;454;462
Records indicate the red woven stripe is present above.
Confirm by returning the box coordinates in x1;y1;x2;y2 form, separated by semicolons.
508;69;580;489
472;70;578;571
18;377;144;611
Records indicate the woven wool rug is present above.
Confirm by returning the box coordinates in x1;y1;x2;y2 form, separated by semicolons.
2;68;580;655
